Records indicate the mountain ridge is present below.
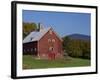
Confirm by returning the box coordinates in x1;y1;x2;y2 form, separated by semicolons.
66;34;90;41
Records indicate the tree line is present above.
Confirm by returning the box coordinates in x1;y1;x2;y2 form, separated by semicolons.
63;36;91;59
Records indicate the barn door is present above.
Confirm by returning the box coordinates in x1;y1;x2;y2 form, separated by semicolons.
48;47;55;60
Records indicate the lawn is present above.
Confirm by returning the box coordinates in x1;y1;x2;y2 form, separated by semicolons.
23;55;90;69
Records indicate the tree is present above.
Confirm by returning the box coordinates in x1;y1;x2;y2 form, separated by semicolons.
67;39;82;57
23;22;37;39
62;36;90;59
62;36;70;51
80;40;91;59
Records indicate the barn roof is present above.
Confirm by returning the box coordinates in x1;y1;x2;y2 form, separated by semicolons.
23;27;63;43
23;27;51;43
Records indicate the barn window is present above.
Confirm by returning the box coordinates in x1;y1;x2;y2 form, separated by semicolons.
52;39;55;42
31;48;33;52
48;39;51;42
49;30;52;34
34;48;37;51
27;49;29;52
49;47;54;51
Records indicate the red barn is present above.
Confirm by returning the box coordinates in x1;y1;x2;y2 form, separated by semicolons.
23;25;63;60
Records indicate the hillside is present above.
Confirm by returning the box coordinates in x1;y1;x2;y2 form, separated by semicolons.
67;34;90;41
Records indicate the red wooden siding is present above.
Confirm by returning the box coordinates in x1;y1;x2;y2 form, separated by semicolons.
38;29;63;59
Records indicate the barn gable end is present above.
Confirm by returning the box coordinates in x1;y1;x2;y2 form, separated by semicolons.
38;28;63;59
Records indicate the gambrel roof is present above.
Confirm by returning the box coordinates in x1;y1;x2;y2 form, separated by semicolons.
23;27;62;43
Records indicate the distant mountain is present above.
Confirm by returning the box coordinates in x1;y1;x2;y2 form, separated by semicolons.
67;34;90;41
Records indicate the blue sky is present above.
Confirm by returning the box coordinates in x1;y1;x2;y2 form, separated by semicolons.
23;10;91;37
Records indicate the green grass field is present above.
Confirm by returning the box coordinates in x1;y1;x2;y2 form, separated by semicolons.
23;55;90;69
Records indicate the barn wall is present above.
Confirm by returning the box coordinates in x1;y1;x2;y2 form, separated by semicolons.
38;29;63;59
23;41;37;55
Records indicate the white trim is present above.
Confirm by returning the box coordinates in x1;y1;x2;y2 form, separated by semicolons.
16;3;96;77
51;28;63;41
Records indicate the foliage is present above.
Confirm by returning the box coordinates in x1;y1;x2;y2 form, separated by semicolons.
63;36;91;59
23;22;37;39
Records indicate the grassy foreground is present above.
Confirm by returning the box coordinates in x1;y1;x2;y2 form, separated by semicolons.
23;55;90;69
